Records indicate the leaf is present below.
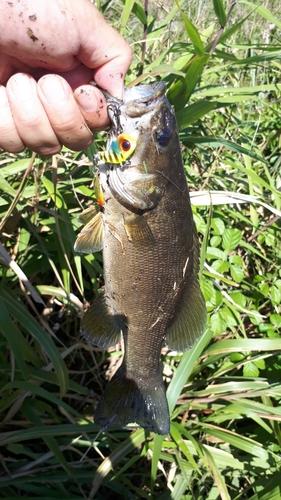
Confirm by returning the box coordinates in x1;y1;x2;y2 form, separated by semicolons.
240;1;281;30
167;328;213;413
1;290;69;397
243;362;260;377
175;0;205;55
222;228;242;252
248;471;281;500
270;314;281;328
205;338;281;356
0;297;29;380
203;446;231;500
119;0;136;36
170;54;210;110
176;99;217;129
181;136;267;164
212;0;227;27
230;264;244;283
212;218;225;235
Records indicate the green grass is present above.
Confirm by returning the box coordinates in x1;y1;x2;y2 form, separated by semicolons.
0;0;281;498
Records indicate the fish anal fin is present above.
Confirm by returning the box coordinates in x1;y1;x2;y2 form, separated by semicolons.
74;210;104;254
95;364;170;435
165;233;206;352
124;213;155;247
81;291;122;348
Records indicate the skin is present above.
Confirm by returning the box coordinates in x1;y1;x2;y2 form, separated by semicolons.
0;0;132;155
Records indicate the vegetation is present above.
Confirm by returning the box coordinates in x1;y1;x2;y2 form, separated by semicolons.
0;0;280;498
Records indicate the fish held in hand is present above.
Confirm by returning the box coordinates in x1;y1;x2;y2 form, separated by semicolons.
75;82;206;435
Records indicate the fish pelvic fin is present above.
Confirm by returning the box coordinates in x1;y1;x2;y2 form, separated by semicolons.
165;230;206;352
95;365;170;435
81;290;122;348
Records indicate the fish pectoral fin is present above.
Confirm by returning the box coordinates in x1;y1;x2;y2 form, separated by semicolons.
124;213;155;247
81;290;122;348
165;231;207;352
74;210;104;254
94;364;170;435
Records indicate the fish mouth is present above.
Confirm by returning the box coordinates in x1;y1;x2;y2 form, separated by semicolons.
124;82;167;118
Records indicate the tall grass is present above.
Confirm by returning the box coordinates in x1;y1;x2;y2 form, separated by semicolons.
0;1;280;498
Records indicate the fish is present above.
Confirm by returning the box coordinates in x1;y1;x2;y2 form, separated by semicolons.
75;82;206;435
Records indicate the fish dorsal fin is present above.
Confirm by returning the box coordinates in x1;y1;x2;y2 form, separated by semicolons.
124;213;155;247
74;209;104;254
81;290;122;348
165;232;206;352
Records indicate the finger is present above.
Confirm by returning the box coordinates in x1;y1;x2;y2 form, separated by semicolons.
74;84;110;130
74;4;133;99
6;73;61;155
37;75;95;151
0;85;25;153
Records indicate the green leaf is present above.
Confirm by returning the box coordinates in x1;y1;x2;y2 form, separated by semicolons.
271;286;281;304
167;328;213;413
203;445;231;499
243;362;260;377
248;471;281;500
230;264;244;283
175;1;205;55
212;218;225;235
212;0;227;27
0;290;69;397
171;54;210;110
176;99;217;129
240;1;281;30
205;338;281;355
222;228;242;252
270;314;281;328
119;0;136;36
0;297;29;380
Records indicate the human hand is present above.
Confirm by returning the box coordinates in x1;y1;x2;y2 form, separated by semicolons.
0;0;132;155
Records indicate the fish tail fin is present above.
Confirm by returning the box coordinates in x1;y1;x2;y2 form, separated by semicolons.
94;365;170;435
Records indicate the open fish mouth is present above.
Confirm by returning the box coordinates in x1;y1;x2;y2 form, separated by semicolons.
105;82;168;136
124;82;167;117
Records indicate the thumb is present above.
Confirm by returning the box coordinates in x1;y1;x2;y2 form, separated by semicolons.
73;3;132;100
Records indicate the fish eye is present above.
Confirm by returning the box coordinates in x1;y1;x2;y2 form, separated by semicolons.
121;139;131;151
156;130;172;147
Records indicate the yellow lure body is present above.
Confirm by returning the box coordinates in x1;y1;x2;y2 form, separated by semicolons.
98;133;136;164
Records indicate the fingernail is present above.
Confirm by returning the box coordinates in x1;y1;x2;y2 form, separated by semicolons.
40;75;66;103
75;87;101;113
9;73;36;100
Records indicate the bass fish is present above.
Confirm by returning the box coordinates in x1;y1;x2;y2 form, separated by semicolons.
75;82;206;435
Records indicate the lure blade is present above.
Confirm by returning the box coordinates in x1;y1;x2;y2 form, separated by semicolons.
94;171;104;208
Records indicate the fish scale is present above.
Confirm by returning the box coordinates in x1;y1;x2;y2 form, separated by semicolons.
75;82;206;434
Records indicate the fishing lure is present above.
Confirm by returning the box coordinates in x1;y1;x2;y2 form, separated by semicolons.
74;172;104;254
97;133;136;164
